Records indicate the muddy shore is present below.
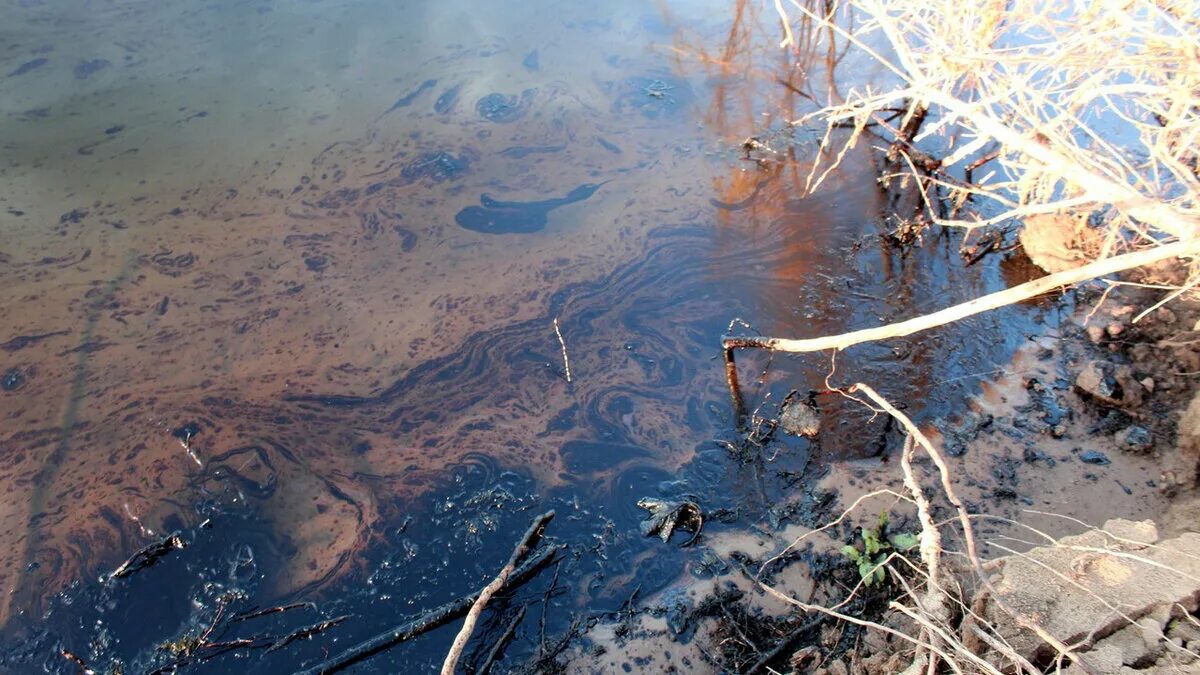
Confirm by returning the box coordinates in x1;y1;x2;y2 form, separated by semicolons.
567;277;1200;674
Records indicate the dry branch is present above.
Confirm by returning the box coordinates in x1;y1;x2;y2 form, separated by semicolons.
723;239;1197;358
441;511;555;675
848;383;1095;672
296;539;561;675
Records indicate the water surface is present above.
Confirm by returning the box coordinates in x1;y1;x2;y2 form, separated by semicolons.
0;0;1044;671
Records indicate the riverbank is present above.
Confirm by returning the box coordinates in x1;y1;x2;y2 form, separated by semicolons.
567;268;1200;673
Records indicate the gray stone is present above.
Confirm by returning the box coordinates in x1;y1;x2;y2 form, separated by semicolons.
976;519;1200;666
780;398;820;438
1075;360;1121;402
1117;425;1154;453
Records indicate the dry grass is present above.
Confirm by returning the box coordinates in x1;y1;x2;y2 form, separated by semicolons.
781;0;1200;293
756;385;1200;674
725;3;1200;671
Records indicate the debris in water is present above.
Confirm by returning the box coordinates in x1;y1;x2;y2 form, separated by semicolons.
110;532;186;579
637;498;703;545
779;391;820;438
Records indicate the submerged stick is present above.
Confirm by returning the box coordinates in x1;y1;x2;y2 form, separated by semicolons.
723;347;748;426
297;532;560;675
476;605;527;675
553;318;572;383
441;511;555;675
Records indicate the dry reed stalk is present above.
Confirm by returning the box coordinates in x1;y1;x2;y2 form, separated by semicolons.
771;0;1200;325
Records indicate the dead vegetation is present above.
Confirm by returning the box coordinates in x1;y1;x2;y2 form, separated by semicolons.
746;0;1200;357
715;0;1200;672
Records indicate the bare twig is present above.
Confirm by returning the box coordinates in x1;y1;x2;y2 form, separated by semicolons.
553;318;572;383
722;240;1197;357
441;511;555;675
297;543;561;675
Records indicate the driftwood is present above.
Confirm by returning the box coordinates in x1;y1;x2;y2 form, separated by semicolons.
296;541;562;675
441;511;555;675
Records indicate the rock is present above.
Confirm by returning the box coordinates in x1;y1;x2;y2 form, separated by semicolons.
1018;211;1101;273
1080;450;1111;465
689;547;729;579
1075;360;1122;402
1114;365;1146;407
1163;394;1200;489
1116;425;1154;453
1096;409;1133;434
1106;322;1125;338
1086;324;1107;343
780;396;820;438
788;646;820;670
660;588;693;637
1103;622;1157;667
1167;616;1200;643
975;519;1200;666
1104;519;1158;546
1141;377;1156;392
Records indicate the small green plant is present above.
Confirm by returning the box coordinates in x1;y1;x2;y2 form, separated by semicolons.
840;512;919;587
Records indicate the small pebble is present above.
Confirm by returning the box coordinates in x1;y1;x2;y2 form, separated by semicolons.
1080;450;1111;465
1086;325;1106;343
1105;323;1124;338
1140;377;1155;392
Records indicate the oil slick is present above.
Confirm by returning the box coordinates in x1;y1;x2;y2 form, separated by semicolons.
381;78;438;117
454;182;608;234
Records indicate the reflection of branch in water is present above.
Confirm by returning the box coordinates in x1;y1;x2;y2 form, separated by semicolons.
180;431;203;467
475;605;527;675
